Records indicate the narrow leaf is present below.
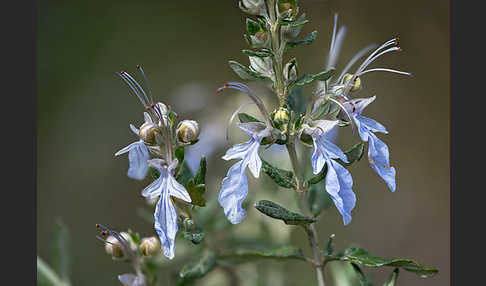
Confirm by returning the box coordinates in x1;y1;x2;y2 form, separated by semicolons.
254;200;317;225
338;142;365;167
229;60;268;81
336;247;438;278
351;263;371;286
218;246;306;263
193;156;206;185
307;164;328;185
261;159;296;189
285;30;317;50
290;68;335;88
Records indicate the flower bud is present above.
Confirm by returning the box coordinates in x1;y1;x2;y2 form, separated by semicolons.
138;122;161;145
105;235;125;258
272;107;290;125
140;237;161;257
343;74;361;92
177;120;200;143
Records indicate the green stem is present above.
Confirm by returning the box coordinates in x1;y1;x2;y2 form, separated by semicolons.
285;140;325;286
267;0;286;106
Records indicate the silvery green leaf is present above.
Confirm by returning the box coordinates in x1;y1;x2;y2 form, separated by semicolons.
246;18;263;35
254;200;317;225
282;13;307;40
239;0;267;16
218;246;306;263
229;60;269;81
287;85;306;115
185;178;206;207
249;56;274;79
261;159;296;189
178;249;217;281
337;142;365;167
383;268;399;286
193;156;206;185
336;247;439;278
242;49;273;58
290;68;335;88
285;30;317;51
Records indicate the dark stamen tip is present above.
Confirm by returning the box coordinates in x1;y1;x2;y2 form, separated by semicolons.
96;224;100;228
136;64;141;69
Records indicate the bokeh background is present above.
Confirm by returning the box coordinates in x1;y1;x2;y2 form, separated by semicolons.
37;0;449;285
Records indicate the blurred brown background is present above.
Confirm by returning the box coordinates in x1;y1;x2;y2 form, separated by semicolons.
37;0;449;285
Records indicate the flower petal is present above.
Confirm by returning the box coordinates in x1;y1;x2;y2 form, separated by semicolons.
218;160;249;224
116;141;150;180
368;133;396;192
141;176;164;200
356;115;388;134
167;173;191;203
326;160;356;225
154;191;178;260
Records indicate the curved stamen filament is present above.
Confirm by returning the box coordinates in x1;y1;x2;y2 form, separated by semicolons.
136;65;154;105
357;68;412;77
217;82;273;128
118;72;148;107
122;72;152;107
226;101;256;140
337;44;377;83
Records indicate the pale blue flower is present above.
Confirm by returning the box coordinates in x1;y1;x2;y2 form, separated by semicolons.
141;159;191;259
344;96;396;192
307;120;356;225
216;82;273;225
219;122;270;224
115;128;150;180
118;273;146;286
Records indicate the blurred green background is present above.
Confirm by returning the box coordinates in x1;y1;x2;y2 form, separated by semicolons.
37;0;449;285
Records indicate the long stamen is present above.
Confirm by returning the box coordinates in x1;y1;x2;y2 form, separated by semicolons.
217;82;272;128
326;97;357;135
337;44;377;83
118;72;148;107
358;68;412;77
329;13;338;56
327;13;347;70
343;38;400;96
355;38;398;74
136;65;154;105
123;72;152;107
226;101;256;140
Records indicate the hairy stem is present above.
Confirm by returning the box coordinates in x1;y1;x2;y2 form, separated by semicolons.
267;0;286;106
304;225;326;286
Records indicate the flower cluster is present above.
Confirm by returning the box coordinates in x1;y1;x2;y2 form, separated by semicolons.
217;5;410;226
115;66;200;259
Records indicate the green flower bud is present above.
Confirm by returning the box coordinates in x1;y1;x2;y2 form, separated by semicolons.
272;107;290;125
343;74;361;92
138;122;161;145
177;120;200;143
140;237;161;257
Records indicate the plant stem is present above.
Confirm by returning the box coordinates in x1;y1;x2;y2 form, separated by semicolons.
267;0;286;106
304;225;326;286
285;139;325;286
